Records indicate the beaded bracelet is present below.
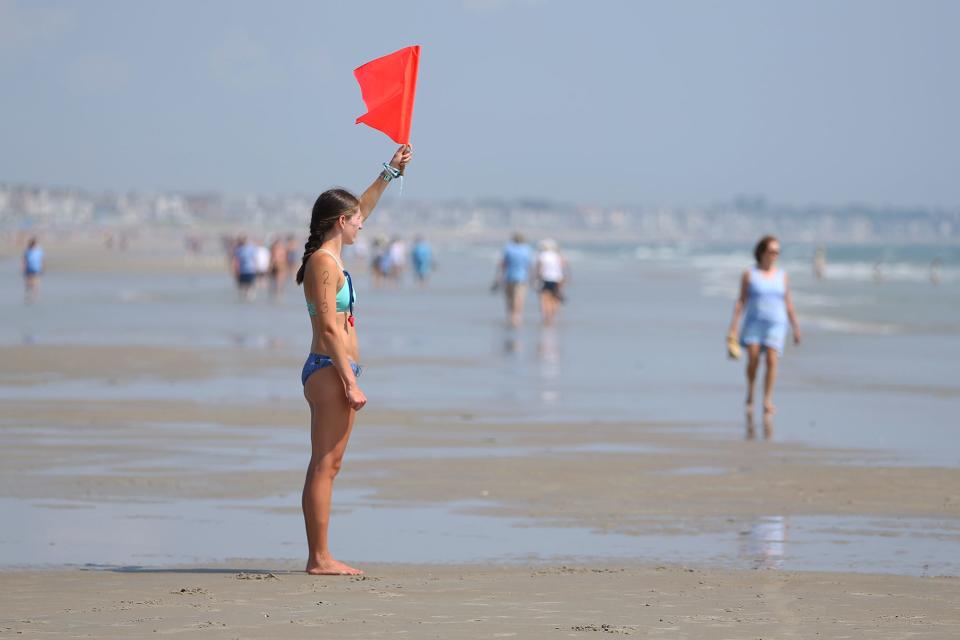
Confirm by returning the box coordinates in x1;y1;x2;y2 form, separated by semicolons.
381;163;402;181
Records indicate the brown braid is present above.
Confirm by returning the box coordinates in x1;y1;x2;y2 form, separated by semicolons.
296;188;360;285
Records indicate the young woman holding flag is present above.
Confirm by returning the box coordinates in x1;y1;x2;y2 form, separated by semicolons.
297;144;412;575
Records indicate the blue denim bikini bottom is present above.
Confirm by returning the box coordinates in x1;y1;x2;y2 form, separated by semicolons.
301;353;362;386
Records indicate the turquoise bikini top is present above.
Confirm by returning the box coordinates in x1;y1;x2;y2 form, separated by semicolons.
306;249;356;317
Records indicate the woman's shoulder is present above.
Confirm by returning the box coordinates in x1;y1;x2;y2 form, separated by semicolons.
304;250;341;276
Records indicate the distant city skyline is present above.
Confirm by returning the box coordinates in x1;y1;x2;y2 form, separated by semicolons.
2;0;959;208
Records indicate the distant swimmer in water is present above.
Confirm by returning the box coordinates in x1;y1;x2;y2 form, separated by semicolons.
813;245;826;281
493;232;534;328
535;238;568;326
296;144;411;575
727;236;801;417
23;236;44;303
873;260;884;284
931;258;942;286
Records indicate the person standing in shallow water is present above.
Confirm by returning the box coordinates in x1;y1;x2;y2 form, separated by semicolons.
296;144;412;575
727;236;801;417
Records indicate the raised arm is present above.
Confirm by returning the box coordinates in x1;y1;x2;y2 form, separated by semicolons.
784;274;802;344
727;270;750;337
306;253;365;409
358;145;413;220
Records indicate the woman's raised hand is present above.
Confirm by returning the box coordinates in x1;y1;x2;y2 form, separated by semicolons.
389;145;413;172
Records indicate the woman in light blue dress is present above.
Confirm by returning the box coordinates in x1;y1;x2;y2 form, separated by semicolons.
727;236;801;416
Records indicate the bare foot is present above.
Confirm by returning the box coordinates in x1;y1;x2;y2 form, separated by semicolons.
305;558;363;576
763;401;776;416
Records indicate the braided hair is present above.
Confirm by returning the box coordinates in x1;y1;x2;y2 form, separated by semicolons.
296;188;360;285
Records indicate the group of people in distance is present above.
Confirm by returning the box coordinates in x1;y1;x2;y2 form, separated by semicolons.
228;233;301;301
369;235;434;287
493;232;569;327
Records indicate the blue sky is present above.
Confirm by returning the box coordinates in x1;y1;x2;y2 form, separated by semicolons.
1;0;958;207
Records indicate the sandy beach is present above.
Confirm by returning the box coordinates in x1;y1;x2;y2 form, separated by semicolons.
2;234;959;637
4;563;960;638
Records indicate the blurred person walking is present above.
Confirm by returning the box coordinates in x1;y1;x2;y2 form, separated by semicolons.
254;240;271;287
388;235;407;283
410;235;433;286
269;238;288;299
232;234;258;301
285;234;301;279
296;144;411;575
494;232;533;327
22;236;44;303
371;236;392;288
535;238;567;326
727;236;801;417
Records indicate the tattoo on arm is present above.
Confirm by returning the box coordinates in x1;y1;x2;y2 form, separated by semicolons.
321;271;330;314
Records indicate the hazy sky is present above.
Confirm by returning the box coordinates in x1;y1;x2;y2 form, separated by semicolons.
2;0;958;207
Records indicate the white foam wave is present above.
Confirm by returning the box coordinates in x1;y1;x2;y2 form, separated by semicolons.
803;314;903;335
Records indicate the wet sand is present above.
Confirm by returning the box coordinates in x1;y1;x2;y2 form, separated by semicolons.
2;391;959;519
2;235;960;636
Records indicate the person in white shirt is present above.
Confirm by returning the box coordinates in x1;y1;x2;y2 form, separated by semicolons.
535;239;568;326
388;236;407;283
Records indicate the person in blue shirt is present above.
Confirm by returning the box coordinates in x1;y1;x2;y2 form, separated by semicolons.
232;234;258;301
410;235;433;286
495;232;533;327
727;235;802;422
23;237;44;303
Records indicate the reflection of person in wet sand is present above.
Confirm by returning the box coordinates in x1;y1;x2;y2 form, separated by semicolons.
22;236;44;303
745;411;774;441
728;236;801;417
296;144;411;576
738;515;789;570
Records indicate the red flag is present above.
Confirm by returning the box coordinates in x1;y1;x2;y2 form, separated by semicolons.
353;45;420;144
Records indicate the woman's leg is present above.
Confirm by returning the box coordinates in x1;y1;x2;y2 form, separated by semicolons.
763;348;779;415
546;290;559;326
745;343;761;411
302;366;360;574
